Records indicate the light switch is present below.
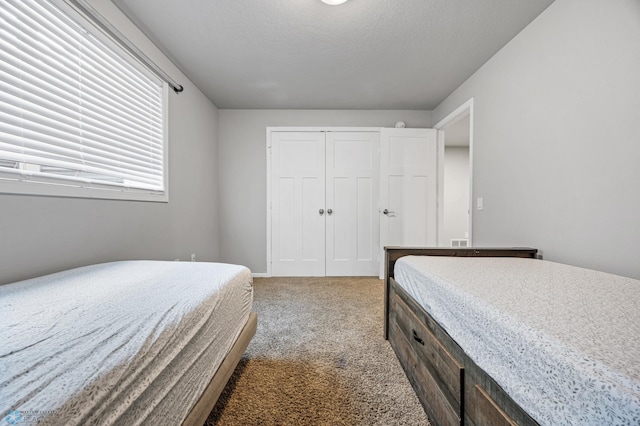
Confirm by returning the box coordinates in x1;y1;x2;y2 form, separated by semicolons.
477;197;484;211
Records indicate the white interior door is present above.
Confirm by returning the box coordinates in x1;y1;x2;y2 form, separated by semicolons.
325;132;380;276
379;128;439;277
271;132;326;276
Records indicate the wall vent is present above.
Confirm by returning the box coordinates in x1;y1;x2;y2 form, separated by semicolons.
450;239;469;248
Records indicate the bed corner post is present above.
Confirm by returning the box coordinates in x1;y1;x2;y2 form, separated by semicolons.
383;246;394;340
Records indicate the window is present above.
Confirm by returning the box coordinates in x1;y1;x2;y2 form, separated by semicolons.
0;0;168;201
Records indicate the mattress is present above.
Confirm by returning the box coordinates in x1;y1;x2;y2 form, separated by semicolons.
394;256;640;426
0;260;253;425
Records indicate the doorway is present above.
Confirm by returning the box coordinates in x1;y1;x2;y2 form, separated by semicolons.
434;99;473;247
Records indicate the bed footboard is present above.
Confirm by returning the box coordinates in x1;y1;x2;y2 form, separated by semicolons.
384;247;538;426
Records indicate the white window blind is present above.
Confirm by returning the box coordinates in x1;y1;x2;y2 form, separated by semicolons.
0;0;167;200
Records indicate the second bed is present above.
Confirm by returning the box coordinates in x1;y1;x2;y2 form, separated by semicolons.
0;260;256;425
385;248;640;426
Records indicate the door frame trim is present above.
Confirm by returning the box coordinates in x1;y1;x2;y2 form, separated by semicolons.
266;127;382;277
433;98;475;247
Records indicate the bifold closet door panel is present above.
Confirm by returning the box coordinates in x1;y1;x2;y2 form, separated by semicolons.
271;132;326;276
325;132;380;276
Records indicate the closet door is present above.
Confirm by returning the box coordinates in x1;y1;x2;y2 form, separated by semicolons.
271;132;326;276
270;130;380;277
325;132;380;276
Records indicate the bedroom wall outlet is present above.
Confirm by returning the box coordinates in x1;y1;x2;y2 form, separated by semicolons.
476;197;484;211
190;253;196;262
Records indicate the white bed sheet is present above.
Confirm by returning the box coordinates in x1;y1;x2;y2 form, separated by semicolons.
0;260;253;425
394;256;640;426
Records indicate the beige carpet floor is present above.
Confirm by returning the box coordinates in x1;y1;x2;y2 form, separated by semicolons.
205;277;431;426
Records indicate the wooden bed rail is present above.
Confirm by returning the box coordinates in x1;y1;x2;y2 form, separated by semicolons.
385;247;538;281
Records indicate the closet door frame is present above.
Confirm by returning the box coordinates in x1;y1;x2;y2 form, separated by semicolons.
266;127;382;277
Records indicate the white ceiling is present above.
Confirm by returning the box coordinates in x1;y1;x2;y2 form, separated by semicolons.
114;0;554;110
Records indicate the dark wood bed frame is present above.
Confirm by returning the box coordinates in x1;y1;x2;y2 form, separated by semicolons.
384;247;539;426
182;312;257;426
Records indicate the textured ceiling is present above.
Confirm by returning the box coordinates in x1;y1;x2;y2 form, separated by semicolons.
114;0;554;110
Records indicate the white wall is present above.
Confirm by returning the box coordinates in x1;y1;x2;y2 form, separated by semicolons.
443;147;470;245
218;110;432;273
433;0;640;278
0;0;220;284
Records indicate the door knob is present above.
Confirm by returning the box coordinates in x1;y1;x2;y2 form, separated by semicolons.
383;209;395;216
327;209;333;215
383;209;389;215
319;209;324;215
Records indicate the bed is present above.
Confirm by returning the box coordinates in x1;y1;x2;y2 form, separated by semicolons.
384;247;640;426
0;260;257;425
